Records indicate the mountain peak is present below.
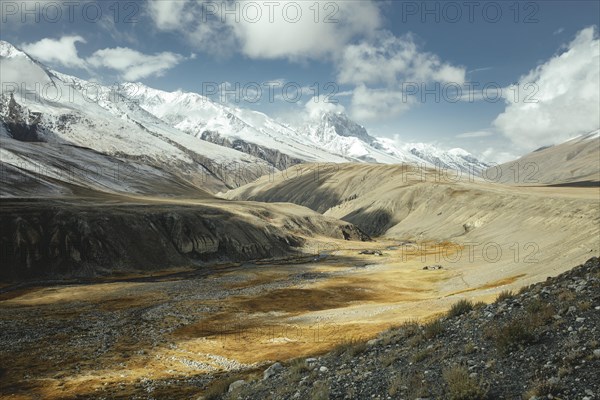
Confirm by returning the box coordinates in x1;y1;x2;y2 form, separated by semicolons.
317;111;375;144
0;41;39;66
0;40;24;59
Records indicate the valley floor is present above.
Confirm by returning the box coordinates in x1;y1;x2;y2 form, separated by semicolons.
1;235;597;399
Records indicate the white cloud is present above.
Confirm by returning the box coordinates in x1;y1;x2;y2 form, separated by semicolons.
146;0;235;58
231;0;381;60
493;27;600;150
147;0;193;30
305;96;346;120
456;130;494;138
21;36;87;69
349;85;414;121
87;47;185;81
147;0;381;60
337;31;466;86
481;147;519;164
334;31;465;122
18;35;185;81
0;56;53;94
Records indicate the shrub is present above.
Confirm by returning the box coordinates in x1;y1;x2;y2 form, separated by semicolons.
424;319;445;339
577;300;592;311
379;330;397;346
525;298;543;313
518;285;530;295
331;338;366;359
310;381;330;400
523;379;562;398
407;334;424;347
464;342;477;354
388;374;403;396
288;358;309;381
400;319;421;337
382;319;420;344
558;366;572;378
406;372;430;398
564;348;584;366
531;304;555;325
495;290;514;303
448;299;474;318
411;348;433;363
204;377;238;400
493;316;537;353
380;351;397;367
473;301;487;309
557;289;575;302
443;365;488;400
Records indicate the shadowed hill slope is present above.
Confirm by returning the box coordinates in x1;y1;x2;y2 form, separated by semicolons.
0;196;368;281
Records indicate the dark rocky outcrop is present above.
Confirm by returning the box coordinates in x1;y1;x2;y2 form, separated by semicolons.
200;131;304;171
0;93;46;142
0;199;368;281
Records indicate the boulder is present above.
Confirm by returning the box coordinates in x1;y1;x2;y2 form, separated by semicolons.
263;362;283;380
228;380;246;392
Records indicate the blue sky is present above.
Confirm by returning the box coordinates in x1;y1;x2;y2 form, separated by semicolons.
2;0;599;161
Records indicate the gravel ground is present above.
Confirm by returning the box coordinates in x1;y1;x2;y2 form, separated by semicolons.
0;261;337;399
222;257;600;400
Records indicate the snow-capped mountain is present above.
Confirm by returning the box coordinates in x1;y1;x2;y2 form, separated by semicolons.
300;112;422;164
117;83;352;169
300;111;489;172
123;82;489;173
400;142;491;175
1;39;489;198
0;41;274;195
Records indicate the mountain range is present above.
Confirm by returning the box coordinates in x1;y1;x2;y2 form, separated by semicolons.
0;40;490;198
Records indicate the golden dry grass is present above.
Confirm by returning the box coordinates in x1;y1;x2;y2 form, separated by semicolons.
0;238;571;399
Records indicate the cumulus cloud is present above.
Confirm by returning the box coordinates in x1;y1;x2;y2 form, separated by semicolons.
19;35;186;81
231;0;381;60
333;31;465;121
338;31;466;86
0;57;53;94
305;96;346;120
349;85;414;121
493;27;600;150
144;1;462;122
146;0;381;60
146;0;234;57
147;0;193;30
21;36;87;69
87;47;185;81
481;147;520;164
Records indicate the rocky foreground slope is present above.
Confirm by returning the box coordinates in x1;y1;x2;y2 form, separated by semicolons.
213;257;600;400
